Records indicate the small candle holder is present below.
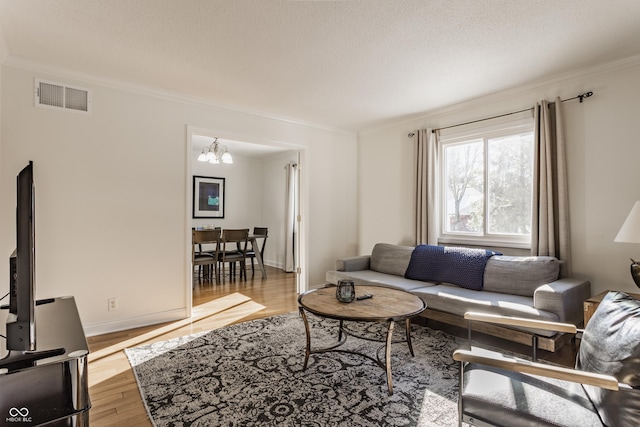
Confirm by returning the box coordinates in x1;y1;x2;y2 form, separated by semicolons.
336;280;355;303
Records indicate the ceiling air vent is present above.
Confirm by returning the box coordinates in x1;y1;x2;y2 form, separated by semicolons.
35;79;92;113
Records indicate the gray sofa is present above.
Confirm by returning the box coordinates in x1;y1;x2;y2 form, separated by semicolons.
326;243;591;351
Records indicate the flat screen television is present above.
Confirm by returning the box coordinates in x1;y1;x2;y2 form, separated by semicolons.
1;162;63;371
6;161;36;352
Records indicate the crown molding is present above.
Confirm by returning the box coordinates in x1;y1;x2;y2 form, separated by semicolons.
360;53;640;136
5;51;638;137
1;55;356;137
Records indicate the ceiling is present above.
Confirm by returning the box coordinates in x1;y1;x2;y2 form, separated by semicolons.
191;134;285;159
1;1;640;132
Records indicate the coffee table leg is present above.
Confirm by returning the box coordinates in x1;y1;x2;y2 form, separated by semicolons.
405;318;415;357
300;308;311;370
385;320;395;395
338;319;344;342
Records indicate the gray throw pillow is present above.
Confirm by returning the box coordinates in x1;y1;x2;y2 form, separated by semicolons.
576;291;640;426
483;256;560;297
370;243;413;276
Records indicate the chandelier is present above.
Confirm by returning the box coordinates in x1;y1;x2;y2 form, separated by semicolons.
197;137;233;164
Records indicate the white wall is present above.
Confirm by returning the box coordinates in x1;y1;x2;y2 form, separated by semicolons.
190;149;263;231
358;56;640;297
0;64;358;335
190;146;298;269
0;60;2;182
261;151;298;269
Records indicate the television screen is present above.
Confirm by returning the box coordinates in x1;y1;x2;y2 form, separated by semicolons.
6;161;36;352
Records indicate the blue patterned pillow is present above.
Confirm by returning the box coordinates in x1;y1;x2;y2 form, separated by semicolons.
404;245;500;290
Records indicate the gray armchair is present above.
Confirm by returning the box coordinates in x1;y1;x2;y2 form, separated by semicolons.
453;291;640;426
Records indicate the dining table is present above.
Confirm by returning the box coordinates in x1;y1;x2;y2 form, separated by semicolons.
194;227;268;279
249;234;268;279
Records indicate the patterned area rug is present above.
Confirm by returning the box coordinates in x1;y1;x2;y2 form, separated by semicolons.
125;312;465;426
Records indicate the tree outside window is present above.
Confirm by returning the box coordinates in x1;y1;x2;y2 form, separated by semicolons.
442;127;533;244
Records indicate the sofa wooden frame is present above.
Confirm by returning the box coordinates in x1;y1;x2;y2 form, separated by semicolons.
420;308;575;352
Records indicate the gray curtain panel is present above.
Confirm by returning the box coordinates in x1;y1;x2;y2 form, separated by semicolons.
532;98;572;276
414;128;438;246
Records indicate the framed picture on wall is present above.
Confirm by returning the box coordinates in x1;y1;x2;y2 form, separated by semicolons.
193;176;225;218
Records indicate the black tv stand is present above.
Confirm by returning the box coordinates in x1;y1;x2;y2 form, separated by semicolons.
0;296;90;426
0;298;63;370
0;298;56;310
36;297;55;306
0;347;66;371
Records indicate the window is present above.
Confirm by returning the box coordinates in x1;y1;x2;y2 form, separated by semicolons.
439;117;534;248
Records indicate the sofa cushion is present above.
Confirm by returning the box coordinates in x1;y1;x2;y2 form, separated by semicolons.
483;256;560;297
405;245;499;290
336;255;370;272
326;269;433;292
576;291;640;427
370;243;414;276
412;284;559;337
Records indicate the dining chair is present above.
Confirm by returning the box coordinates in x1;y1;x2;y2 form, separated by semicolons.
218;229;250;281
192;229;221;284
246;227;268;276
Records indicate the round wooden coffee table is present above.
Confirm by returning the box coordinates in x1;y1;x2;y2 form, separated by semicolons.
297;285;426;395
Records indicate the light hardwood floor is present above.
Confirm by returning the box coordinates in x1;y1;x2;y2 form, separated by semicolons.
86;265;575;426
87;265;297;426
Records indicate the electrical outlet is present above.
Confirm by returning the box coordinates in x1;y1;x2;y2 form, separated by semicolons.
108;297;118;311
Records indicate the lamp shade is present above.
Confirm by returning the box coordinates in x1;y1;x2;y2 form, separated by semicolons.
221;151;233;164
615;201;640;243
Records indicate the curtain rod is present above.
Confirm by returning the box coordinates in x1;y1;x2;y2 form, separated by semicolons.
407;91;593;137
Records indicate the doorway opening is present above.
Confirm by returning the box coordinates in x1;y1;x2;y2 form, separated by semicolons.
185;126;306;316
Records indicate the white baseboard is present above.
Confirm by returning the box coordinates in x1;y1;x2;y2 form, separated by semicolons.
84;262;288;337
83;308;188;337
263;259;284;269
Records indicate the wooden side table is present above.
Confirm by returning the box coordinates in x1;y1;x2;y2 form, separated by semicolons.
583;290;640;326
